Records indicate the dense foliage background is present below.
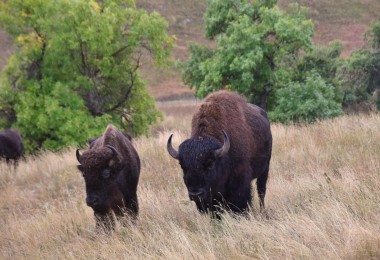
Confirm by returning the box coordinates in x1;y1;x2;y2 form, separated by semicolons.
341;18;380;110
0;0;379;153
0;0;174;152
182;0;379;123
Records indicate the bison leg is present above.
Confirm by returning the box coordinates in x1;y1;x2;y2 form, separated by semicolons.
124;195;139;220
94;212;115;232
194;196;212;214
12;158;19;169
113;207;133;226
256;166;269;210
225;175;252;214
113;195;139;224
228;187;252;214
252;155;271;210
4;157;17;169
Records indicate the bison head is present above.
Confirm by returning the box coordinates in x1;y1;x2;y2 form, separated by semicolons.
167;131;230;209
76;145;124;213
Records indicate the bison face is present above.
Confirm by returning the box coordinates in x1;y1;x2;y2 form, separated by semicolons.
76;146;124;213
78;165;124;213
167;131;230;209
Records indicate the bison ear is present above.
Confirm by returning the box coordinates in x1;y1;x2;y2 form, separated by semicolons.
87;136;99;148
77;165;84;173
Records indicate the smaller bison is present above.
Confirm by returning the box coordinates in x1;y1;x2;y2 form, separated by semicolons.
76;124;140;230
0;129;24;166
167;90;272;218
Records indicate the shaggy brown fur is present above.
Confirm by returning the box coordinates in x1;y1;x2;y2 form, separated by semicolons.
77;124;140;231
168;90;272;216
191;91;271;163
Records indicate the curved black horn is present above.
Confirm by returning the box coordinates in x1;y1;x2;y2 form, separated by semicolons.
214;130;230;158
167;134;179;160
104;145;119;159
76;149;82;163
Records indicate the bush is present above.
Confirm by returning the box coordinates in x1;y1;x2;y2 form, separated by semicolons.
269;72;343;123
341;18;380;111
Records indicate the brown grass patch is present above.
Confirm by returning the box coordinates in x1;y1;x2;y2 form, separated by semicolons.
1;110;379;259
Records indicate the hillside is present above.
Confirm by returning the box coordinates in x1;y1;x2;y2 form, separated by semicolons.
137;0;380;58
1;0;380;100
139;0;380;99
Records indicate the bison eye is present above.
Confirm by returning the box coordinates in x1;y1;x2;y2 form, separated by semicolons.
204;159;215;170
101;169;111;179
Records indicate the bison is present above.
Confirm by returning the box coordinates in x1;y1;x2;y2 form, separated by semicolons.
167;90;272;217
76;124;140;230
0;128;24;166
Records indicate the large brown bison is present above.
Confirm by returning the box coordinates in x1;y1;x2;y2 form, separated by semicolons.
0;129;24;166
167;90;272;217
76;124;140;230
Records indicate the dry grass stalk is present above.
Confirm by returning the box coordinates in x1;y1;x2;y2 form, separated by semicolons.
1;113;379;259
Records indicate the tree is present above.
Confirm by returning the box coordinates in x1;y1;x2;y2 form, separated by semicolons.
182;0;313;110
0;0;175;152
341;18;380;111
269;41;344;123
269;72;343;123
290;41;343;95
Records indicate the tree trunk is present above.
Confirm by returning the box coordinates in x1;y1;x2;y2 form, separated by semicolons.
257;83;271;111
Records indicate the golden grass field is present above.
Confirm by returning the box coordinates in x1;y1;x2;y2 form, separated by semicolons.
0;101;379;259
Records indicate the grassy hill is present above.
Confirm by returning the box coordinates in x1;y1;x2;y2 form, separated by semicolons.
1;112;379;258
137;0;380;58
1;0;380;100
137;0;380;99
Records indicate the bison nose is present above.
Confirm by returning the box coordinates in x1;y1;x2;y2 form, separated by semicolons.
188;190;204;201
86;196;99;207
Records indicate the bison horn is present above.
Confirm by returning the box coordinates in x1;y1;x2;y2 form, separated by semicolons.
105;145;119;160
76;149;82;163
167;134;179;160
214;130;230;158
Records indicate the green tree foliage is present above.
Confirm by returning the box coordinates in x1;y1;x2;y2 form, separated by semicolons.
0;0;174;152
182;0;314;109
290;41;343;93
269;41;344;123
341;18;380;110
182;0;345;123
269;72;343;123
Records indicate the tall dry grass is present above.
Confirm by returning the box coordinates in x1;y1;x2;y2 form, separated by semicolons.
1;111;379;259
